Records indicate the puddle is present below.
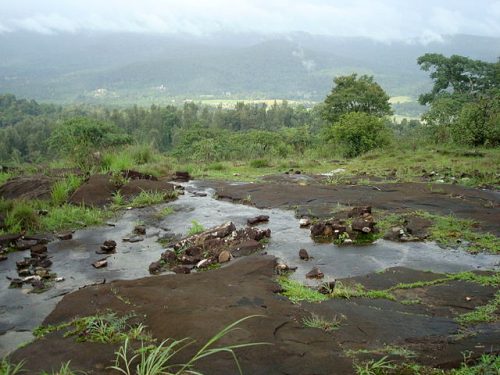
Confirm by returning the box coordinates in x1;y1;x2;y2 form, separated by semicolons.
1;181;498;355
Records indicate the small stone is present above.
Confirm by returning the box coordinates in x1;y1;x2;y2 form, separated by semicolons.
134;225;146;235
55;277;65;282
299;218;311;227
38;209;49;216
465;296;472;301
361;227;371;233
247;215;270;225
92;258;108;268
160;249;177;264
123;236;144;243
57;232;73;240
171;265;191;274
99;240;117;254
149;261;162;274
9;279;23;288
299;248;310;260
218;250;231;263
18;268;32;277
318;281;336;294
306;266;324;279
0;254;7;261
343;238;353;244
30;244;47;256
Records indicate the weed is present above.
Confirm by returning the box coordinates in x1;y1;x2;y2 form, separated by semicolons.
455;291;500;326
354;356;396;375
0;172;12;185
154;206;174;219
187;220;205;236
302;313;344;332
346;345;416;359
110;315;268;375
0;358;24;375
207;162;226;171
249;159;270;168
277;276;328;304
5;200;39;232
331;282;396;301
130;191;169;207
40;361;84;375
112;191;126;207
50;175;84;206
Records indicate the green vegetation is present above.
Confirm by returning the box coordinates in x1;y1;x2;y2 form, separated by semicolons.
34;311;151;344
302;313;344;332
354;356;396;375
277;276;328;304
187;220;205;236
375;211;500;254
50;174;84;206
110;315;267;375
0;358;24;375
40;361;83;375
154;206;174;219
346;345;416;359
456;291;500;326
129;191;174;208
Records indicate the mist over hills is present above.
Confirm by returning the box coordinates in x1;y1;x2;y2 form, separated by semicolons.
0;32;498;105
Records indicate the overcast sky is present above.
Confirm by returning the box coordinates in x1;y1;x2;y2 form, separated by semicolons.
0;0;499;43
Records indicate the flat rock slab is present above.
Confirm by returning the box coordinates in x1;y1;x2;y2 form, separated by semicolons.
120;179;175;200
210;180;500;235
11;258;499;374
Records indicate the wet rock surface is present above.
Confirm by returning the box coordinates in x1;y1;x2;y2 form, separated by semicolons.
10;258;499;374
209;180;500;235
0;175;56;201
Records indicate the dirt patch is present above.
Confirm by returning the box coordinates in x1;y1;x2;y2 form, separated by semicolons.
208;180;500;235
10;258;499;374
0;175;56;201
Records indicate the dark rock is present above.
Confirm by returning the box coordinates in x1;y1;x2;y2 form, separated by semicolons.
0;254;6;261
30;279;46;291
270;284;284;294
121;170;158;181
310;223;326;237
172;171;191;182
306;266;324;279
192;191;207;197
92;258;108;269
14;239;38;250
171;265;191;274
231;240;263;257
18;268;31;277
247;215;270;225
299;248;310;260
134;225;146;235
30;244;48;256
99;240;117;254
123;235;144;243
404;216;432;240
36;258;52;268
149;261;162;275
0;233;22;246
57;232;73;240
351;217;375;233
218;250;232;263
69;174;116;207
9;279;23;288
120;180;175;201
294;170;301;174
160;249;178;264
348;206;372;218
37;209;49;216
23;235;51;244
0;175;55;201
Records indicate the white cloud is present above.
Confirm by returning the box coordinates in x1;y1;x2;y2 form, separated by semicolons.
0;0;499;42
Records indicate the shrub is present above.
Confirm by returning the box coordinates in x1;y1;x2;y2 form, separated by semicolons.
5;200;39;232
249;159;270;168
328;112;391;158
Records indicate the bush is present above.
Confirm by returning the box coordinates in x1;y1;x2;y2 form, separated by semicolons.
5;201;39;232
250;159;270;168
452;99;500;147
328;112;391;158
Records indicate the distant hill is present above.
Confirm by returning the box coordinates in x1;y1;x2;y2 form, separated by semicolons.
0;32;498;105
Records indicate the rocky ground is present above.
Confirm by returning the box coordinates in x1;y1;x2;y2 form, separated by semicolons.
2;172;499;374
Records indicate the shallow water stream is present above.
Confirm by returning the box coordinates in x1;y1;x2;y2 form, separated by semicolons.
1;181;498;355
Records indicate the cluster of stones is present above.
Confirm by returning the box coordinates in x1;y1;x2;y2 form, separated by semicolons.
309;206;376;244
149;220;271;275
5;235;61;292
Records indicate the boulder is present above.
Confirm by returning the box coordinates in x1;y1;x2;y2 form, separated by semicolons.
218;250;232;263
306;267;324;279
299;248;310;260
247;215;270;225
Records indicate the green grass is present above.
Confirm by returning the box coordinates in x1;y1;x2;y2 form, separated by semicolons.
302;313;344;332
40;361;83;375
0;358;24;375
187;220;205;236
0;172;12;185
455;291;500;326
331;282;396;301
110;315;268;375
35;311;152;344
39;204;110;232
154;206;174;219
346;345;416;359
277;276;328;304
354;356;396;375
50;174;84;206
129;191;175;208
4;200;40;232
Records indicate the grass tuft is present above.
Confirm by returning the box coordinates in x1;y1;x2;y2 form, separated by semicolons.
187;220;205;236
302;313;344;332
277;277;328;304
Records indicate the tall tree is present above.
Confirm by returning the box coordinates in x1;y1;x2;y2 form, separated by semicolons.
321;74;392;123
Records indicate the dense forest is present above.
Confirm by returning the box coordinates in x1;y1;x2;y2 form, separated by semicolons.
0;53;498;169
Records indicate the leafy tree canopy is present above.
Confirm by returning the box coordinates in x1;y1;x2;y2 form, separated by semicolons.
321;74;393;123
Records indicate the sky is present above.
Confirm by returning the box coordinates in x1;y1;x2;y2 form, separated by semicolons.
0;0;499;43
